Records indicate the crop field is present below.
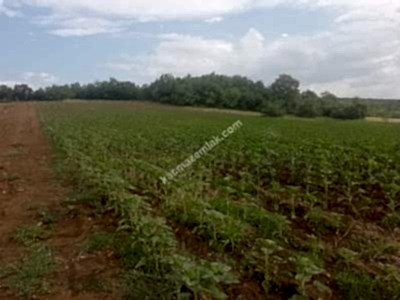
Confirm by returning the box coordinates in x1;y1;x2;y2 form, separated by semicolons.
37;101;400;299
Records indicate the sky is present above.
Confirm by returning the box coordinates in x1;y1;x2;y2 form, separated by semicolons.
0;0;399;99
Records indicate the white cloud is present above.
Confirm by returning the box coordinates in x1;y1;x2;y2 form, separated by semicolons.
0;80;20;87
107;11;400;98
2;0;400;97
106;28;313;83
34;16;130;37
21;72;58;87
100;0;399;98
105;34;234;80
205;17;224;24
0;0;18;16
6;0;398;21
1;72;58;88
4;1;400;40
11;0;251;20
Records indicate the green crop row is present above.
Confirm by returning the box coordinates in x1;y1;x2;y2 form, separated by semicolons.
42;117;238;299
38;101;400;299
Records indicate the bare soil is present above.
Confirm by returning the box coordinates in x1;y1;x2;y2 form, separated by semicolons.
0;103;120;300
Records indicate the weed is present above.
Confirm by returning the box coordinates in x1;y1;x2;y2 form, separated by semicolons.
381;212;400;228
2;245;56;299
305;207;345;234
82;232;115;253
13;225;50;246
71;276;112;293
123;270;184;300
335;270;400;300
37;208;58;225
292;255;325;295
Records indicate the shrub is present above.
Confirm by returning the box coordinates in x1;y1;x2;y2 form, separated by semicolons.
261;101;285;117
294;99;321;118
328;103;367;120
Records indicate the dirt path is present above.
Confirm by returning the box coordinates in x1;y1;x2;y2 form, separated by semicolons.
0;103;59;259
0;103;120;299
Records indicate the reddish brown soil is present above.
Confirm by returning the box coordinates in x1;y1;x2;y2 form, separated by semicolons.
0;103;121;300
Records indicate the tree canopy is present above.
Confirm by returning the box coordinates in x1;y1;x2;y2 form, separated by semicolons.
0;74;368;120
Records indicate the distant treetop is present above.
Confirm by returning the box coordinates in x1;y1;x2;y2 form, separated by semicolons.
0;73;370;120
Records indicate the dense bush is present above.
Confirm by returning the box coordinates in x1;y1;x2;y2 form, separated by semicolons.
261;101;285;117
144;73;267;111
329;102;368;120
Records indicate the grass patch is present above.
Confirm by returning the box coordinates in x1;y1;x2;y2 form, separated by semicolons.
70;276;112;294
13;225;51;246
82;232;115;253
123;270;185;300
37;208;59;226
335;270;400;300
381;212;400;228
1;245;56;299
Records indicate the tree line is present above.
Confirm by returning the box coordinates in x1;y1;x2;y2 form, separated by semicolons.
0;74;367;119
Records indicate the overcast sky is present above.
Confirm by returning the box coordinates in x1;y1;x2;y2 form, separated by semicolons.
0;0;399;98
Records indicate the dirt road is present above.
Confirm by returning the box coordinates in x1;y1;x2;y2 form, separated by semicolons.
0;103;119;299
0;103;60;259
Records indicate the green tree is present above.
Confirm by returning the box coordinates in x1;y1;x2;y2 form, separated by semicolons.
0;85;13;101
270;74;300;114
12;84;33;101
295;90;321;118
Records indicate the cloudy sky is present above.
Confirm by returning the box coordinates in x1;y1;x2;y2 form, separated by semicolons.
0;0;399;98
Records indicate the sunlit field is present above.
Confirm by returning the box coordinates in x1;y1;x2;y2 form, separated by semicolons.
38;101;400;299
